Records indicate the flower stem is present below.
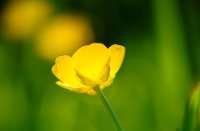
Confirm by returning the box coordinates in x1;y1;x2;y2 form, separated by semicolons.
95;86;123;131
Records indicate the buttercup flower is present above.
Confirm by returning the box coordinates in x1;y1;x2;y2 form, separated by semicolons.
52;43;125;95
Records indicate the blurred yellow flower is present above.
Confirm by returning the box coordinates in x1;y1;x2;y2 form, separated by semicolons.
2;0;52;39
36;14;94;61
189;82;200;108
190;82;200;125
52;43;125;95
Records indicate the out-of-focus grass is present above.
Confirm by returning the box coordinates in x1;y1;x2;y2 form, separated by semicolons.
153;0;191;130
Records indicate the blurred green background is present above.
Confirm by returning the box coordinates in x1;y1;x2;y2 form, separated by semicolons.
0;0;200;131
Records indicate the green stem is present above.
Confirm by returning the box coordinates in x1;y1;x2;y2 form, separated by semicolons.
95;86;123;131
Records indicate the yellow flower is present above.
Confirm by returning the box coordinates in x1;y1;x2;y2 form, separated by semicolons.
36;14;94;61
52;43;125;95
2;0;52;40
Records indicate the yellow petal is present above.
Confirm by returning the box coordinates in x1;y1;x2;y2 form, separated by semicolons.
52;55;88;88
56;81;91;94
99;78;114;89
86;89;97;95
72;43;110;84
108;44;125;77
100;44;125;89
